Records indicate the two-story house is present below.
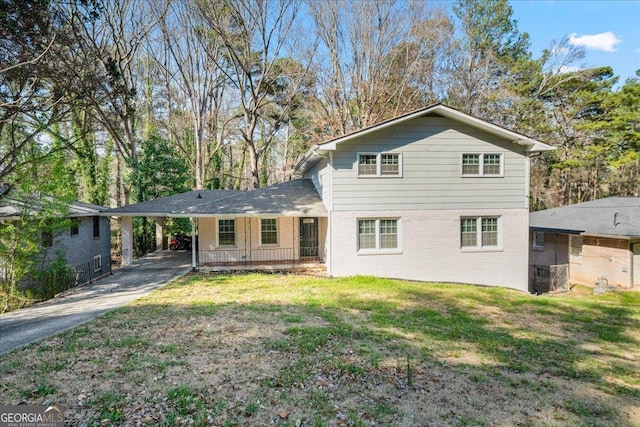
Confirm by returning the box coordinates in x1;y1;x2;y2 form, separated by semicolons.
0;194;112;285
295;104;552;291
106;104;551;291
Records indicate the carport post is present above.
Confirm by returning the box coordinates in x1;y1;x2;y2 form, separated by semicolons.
191;217;197;271
155;217;165;251
121;216;133;266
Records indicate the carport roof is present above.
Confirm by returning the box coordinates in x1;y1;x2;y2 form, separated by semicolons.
104;179;328;218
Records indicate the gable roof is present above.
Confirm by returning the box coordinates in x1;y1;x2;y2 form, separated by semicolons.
103;179;327;218
0;191;107;220
295;103;553;174
530;197;640;239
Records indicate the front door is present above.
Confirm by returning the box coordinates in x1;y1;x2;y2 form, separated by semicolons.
300;217;318;258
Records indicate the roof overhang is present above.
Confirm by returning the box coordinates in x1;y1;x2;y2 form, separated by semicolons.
530;226;584;235
103;211;329;218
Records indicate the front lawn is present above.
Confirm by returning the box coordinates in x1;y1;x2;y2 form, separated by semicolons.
1;273;639;426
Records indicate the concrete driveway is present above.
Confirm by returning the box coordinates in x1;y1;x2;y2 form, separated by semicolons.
0;250;192;356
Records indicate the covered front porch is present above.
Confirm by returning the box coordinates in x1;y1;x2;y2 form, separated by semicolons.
103;180;328;273
198;215;327;266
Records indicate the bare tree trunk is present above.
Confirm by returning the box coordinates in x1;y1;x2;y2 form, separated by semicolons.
153;0;229;190
196;0;310;189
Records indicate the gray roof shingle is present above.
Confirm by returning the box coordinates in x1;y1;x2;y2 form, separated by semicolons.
530;197;640;238
0;193;107;219
103;179;327;217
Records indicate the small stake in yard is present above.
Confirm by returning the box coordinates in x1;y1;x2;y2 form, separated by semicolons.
406;353;413;387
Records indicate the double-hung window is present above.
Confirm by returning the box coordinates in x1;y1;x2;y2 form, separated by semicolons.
218;219;236;246
462;153;503;177
94;255;102;273
461;217;501;250
358;219;399;252
260;218;278;245
358;153;401;177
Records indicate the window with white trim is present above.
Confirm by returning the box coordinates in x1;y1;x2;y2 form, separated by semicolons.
358;218;399;251
532;231;544;250
461;217;501;249
358;153;401;177
380;153;400;175
260;218;278;245
462;153;503;176
218;219;236;246
93;255;102;273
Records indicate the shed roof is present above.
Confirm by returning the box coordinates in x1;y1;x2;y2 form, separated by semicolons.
103;179;327;218
530;197;640;239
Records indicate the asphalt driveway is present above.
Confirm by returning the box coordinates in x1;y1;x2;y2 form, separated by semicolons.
0;250;192;356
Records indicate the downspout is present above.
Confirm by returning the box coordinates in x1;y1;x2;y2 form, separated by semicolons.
629;242;634;288
327;152;334;276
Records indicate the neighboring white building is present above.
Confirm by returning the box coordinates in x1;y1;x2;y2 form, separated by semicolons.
106;104;552;292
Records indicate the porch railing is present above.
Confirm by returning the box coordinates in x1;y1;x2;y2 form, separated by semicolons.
198;248;318;266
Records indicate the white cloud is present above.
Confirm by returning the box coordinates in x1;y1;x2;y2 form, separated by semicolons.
557;65;582;74
569;32;621;52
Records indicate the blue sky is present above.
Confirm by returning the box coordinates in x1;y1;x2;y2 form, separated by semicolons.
509;0;640;83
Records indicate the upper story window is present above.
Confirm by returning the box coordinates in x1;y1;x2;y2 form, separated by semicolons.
358;153;401;177
70;218;79;236
42;219;53;247
380;154;400;175
218;219;236;246
461;216;501;250
42;230;53;248
462;153;503;177
93;216;100;239
260;218;279;246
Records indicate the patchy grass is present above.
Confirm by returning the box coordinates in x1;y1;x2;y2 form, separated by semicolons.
0;273;639;426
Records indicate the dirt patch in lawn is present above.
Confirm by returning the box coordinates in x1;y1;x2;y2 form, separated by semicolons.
0;274;639;426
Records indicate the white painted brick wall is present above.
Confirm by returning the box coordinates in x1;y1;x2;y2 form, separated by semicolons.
329;209;530;292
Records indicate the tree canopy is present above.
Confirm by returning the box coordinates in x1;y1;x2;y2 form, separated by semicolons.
1;0;637;206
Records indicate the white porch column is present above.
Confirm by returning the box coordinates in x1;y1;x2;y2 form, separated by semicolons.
121;216;133;266
155;217;165;251
191;217;197;271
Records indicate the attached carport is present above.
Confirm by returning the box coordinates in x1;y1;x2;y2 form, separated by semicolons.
103;189;241;270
